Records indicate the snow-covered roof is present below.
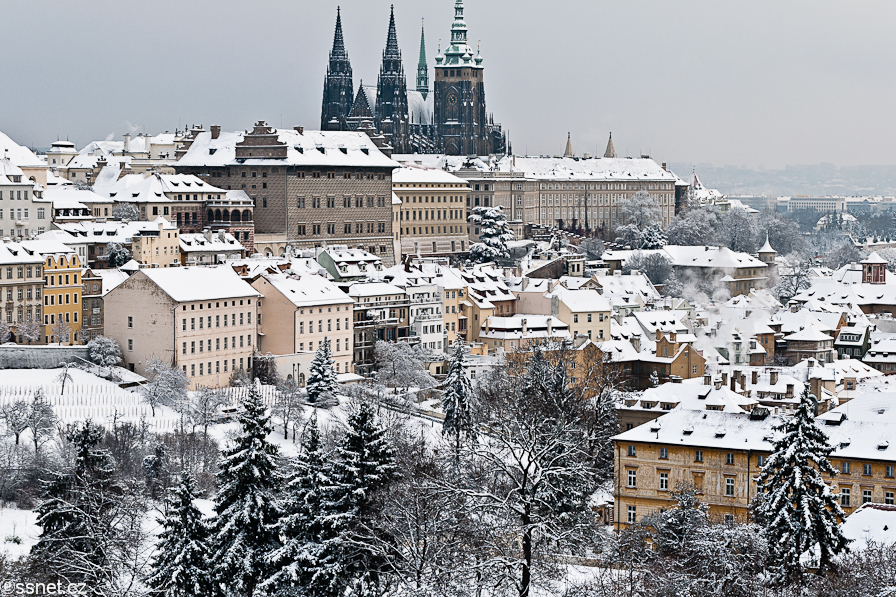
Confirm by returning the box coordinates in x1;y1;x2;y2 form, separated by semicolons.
548;286;611;313
392;165;467;185
783;325;833;342
623;383;757;414
94;268;131;296
841;504;896;550
0;131;44;168
464;155;678;182
863;251;888;265
259;272;353;308
179;232;244;254
0;159;26;185
93;172;226;203
406;90;434;126
138;266;260;303
480;314;570;340
346;282;406;298
177;129;398;169
56;217;176;244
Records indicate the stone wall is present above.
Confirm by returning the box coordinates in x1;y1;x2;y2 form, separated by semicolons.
0;345;90;369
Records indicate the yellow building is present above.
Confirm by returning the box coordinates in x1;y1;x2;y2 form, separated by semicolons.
35;243;83;343
392;166;469;258
612;408;896;530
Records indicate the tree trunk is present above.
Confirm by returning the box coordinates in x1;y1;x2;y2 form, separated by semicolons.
521;507;532;597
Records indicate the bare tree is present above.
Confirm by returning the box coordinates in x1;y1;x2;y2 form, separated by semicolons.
19;319;41;344
273;377;304;440
0;400;29;445
143;356;189;418
27;390;57;458
775;259;814;303
112;202;140;223
51;318;72;345
189;385;227;442
56;363;74;396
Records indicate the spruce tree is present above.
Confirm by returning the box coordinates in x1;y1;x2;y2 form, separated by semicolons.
306;337;338;404
264;413;333;592
468;205;513;263
146;474;218;597
211;383;281;596
756;387;848;582
441;340;476;455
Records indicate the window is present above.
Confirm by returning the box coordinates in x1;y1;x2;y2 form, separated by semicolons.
627;506;636;524
660;447;668;460
864;464;872;476
627;445;636;457
127;316;133;328
757;455;766;467
726;453;734;465
127;339;133;351
627;470;636;488
887;491;895;506
725;478;735;496
695;450;703;463
840;487;851;507
842;462;851;475
863;489;873;504
887;465;894;478
659;472;668;490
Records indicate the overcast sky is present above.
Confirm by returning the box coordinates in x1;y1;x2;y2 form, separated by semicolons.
4;1;896;169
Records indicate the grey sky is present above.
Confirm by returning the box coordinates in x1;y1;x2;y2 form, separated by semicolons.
3;0;896;169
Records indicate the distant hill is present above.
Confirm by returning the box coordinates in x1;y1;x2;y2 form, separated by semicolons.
667;163;896;197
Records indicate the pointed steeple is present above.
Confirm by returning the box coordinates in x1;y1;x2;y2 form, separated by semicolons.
384;5;400;59
604;132;617;158
416;19;429;98
331;6;348;60
563;132;574;158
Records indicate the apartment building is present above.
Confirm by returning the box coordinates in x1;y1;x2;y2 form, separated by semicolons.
250;272;354;376
179;230;246;265
175;122;399;264
408;283;445;351
0;241;45;342
612;407;896;529
0;159;49;238
132;219;181;268
347;282;410;375
34;242;83;343
104;266;260;388
55;218;178;269
392;166;469;257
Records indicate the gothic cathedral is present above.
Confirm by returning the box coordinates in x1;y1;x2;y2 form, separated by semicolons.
320;1;506;156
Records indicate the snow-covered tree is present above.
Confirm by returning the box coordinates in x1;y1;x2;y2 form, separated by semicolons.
375;340;436;395
306;337;338;404
273;377;303;440
0;320;10;344
666;207;723;246
211;383;281;596
51;318;72;344
144;356;189;417
86;335;123;367
19;318;41;344
189;385;226;442
0;400;29;445
264;413;332;592
107;242;132;268
760;208;805;256
615;191;663;248
775;259;813;302
639;223;667;250
27;390;56;458
146;474;217;597
441;340;476;455
718;207;759;253
468;205;513;263
56;363;74;396
112;202;140;223
622;251;674;286
756;386;848;582
649;370;659;388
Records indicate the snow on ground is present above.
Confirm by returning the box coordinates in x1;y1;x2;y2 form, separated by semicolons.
0;507;39;559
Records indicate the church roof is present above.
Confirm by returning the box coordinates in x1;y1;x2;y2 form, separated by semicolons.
563;133;573;158
407;90;433;125
349;84;377;119
604;133;616;158
759;234;775;254
441;0;479;67
330;6;348;60
383;5;401;59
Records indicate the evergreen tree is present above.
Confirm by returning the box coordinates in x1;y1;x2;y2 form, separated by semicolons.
264;413;333;592
441;340;476;455
756;387;848;583
639;223;668;249
146;474;218;597
211;383;281;596
306;337;338;404
468;205;513;263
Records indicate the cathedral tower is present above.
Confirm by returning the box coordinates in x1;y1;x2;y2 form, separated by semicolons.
321;7;354;131
376;5;410;153
433;0;500;155
416;20;429;99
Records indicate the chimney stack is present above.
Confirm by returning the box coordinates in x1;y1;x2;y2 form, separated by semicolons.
294;126;304;135
704;374;712;386
770;370;779;385
752;370;758;385
123;132;130;153
722;372;728;385
210;125;221;140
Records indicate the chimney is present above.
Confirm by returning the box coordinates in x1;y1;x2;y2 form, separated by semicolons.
203;228;213;242
786;383;794;398
722;372;728;385
740;373;747;389
123;132;130;153
546;318;553;337
770;370;779;385
703;374;712;386
662;162;667;170
294;126;304;135
210;125;221;140
752;370;758;385
144;133;152;154
714;379;723;390
731;376;737;391
809;377;821;403
521;318;527;335
808;358;816;368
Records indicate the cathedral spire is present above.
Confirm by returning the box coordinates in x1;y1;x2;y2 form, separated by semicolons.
384;5;400;59
417;19;429;97
564;132;574;158
604;132;617;158
331;6;348;60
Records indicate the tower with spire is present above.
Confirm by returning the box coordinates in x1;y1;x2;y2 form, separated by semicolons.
563;132;574;158
604;132;617;158
321;7;354;131
416;20;429;98
375;5;410;153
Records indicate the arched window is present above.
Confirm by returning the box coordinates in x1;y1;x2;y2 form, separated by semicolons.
207;210;214;222
214;209;222;222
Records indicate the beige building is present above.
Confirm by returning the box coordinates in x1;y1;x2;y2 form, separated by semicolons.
392;166;469;257
104;266;260;388
0;240;45;342
250;272;354;377
179;230;246;266
132;219;181;268
549;287;612;342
